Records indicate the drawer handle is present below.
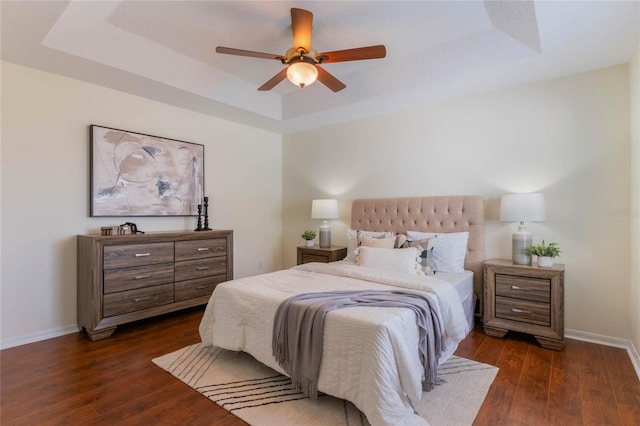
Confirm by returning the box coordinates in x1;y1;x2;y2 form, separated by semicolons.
197;247;210;252
511;285;520;290
196;266;209;271
135;253;151;257
133;296;152;302
134;274;151;280
196;284;210;290
511;308;529;314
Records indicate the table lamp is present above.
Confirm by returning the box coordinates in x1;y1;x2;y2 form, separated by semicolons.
311;199;339;248
500;193;547;265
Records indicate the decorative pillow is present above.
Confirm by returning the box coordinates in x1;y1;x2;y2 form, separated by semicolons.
355;246;424;275
360;234;396;249
406;237;436;274
394;233;407;248
345;229;394;262
406;231;469;273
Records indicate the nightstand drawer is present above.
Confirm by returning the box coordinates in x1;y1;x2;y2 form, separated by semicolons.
302;254;331;263
495;296;550;326
495;274;550;303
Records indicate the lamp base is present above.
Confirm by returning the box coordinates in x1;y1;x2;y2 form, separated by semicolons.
512;229;532;265
319;221;331;248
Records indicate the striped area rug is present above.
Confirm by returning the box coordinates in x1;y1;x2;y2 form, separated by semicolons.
153;343;498;426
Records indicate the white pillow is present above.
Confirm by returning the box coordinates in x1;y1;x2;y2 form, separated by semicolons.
406;231;469;273
345;229;394;262
355;246;424;275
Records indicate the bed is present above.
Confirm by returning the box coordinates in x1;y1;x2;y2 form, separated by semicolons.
199;196;485;426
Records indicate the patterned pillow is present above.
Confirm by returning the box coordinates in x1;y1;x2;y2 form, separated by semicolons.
406;237;435;274
406;231;469;273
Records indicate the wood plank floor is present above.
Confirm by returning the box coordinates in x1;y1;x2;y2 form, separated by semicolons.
2;306;639;425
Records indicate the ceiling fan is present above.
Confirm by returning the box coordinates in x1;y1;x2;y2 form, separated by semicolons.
216;8;386;92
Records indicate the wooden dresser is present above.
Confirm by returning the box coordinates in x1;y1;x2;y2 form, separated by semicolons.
77;230;233;340
483;258;564;350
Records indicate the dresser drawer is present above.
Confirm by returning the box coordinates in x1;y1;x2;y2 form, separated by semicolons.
495;274;550;303
175;257;227;282
103;243;174;270
175;239;227;261
495;296;550;326
175;275;227;302
103;283;174;317
103;263;174;294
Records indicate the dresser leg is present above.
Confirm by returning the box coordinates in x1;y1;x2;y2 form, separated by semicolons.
483;325;508;338
85;326;116;341
535;336;564;351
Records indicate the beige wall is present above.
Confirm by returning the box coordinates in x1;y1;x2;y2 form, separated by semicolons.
0;62;283;348
629;8;639;368
1;59;636;355
283;65;632;341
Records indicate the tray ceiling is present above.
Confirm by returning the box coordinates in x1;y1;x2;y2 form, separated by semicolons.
1;1;638;134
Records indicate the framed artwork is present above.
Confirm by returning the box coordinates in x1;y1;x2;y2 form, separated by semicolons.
90;125;204;217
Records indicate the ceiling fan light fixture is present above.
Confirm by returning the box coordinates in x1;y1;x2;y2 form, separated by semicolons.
286;58;318;88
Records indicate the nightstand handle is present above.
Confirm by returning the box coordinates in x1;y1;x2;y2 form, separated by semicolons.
511;285;520;290
511;308;528;313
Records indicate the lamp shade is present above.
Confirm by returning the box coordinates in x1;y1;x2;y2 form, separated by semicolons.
500;193;547;222
311;199;339;219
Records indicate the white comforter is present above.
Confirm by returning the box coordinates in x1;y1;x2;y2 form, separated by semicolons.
199;262;469;426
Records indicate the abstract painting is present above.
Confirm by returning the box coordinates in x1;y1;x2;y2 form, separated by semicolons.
90;125;204;216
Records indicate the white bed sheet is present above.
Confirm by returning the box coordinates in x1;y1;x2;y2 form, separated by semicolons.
340;261;475;332
434;270;475;331
199;262;469;426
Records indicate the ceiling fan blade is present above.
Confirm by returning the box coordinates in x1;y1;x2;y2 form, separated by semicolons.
216;46;285;61
258;68;288;91
291;8;313;53
317;45;386;63
315;66;346;92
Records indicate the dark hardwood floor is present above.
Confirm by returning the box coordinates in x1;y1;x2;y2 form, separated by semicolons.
1;307;639;425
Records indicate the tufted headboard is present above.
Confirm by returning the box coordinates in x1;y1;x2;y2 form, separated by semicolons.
351;196;486;316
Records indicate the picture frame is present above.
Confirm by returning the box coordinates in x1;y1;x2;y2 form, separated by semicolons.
90;125;204;217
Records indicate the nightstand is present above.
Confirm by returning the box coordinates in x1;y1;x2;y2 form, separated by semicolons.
483;259;565;350
297;245;347;265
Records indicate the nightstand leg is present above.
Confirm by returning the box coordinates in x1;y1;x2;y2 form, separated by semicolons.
483;325;508;338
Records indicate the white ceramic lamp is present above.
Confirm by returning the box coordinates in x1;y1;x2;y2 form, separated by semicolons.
500;193;547;265
311;199;339;248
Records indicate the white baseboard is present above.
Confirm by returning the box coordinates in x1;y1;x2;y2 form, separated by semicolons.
565;328;640;380
0;324;81;350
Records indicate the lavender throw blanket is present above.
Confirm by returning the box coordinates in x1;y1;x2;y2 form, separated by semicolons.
272;290;444;399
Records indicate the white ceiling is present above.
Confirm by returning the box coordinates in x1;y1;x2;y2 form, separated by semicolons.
2;1;638;134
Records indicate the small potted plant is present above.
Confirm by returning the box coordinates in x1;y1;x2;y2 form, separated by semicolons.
526;240;561;268
301;230;317;247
